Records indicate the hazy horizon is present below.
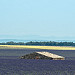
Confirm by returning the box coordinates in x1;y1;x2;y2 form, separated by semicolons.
0;0;75;40
0;38;75;43
0;34;75;40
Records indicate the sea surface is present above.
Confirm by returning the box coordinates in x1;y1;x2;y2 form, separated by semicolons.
0;49;75;75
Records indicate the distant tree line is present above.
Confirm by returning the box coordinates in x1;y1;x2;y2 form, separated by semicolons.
25;41;75;46
0;41;25;45
0;41;75;46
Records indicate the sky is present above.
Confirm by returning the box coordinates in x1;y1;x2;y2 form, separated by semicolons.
0;0;75;40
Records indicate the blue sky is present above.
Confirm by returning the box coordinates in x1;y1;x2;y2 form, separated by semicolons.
0;0;75;40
